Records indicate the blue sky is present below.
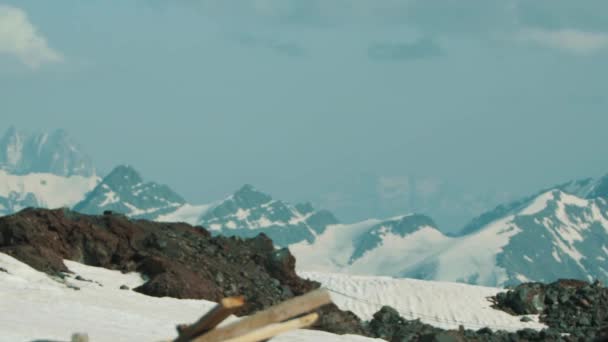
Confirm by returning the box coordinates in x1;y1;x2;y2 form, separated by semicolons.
1;0;607;231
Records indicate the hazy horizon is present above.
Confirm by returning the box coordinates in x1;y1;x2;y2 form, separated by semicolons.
2;0;607;231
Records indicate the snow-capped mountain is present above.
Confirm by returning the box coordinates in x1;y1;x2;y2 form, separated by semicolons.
293;185;608;287
436;188;608;286
458;176;601;236
198;184;339;246
290;214;448;275
0;127;99;216
73;165;190;220
0;127;95;177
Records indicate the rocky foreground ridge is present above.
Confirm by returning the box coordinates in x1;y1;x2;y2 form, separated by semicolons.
1;208;607;341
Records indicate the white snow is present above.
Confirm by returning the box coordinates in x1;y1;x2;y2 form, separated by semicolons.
301;272;546;332
99;190;119;206
0;253;377;342
156;203;212;225
560;191;590;208
348;226;451;277
257;215;275;228
236;208;250;220
552;249;562;263
0;170;99;209
520;191;554;216
293;215;523;286
291;219;382;272
434;216;521;285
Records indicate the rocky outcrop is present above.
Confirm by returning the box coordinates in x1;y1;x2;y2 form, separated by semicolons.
493;279;608;341
364;306;569;342
0;208;360;334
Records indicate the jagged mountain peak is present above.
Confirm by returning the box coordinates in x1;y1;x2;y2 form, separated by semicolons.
199;185;339;246
0;127;95;177
231;183;273;208
73;165;185;219
102;165;144;186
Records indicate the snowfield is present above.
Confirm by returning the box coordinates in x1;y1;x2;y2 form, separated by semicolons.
0;253;377;342
300;272;545;332
156;203;213;225
0;170;99;210
0;253;545;342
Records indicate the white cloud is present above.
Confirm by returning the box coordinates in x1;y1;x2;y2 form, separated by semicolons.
518;28;608;54
0;4;63;69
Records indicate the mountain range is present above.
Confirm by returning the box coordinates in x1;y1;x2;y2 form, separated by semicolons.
1;126;607;287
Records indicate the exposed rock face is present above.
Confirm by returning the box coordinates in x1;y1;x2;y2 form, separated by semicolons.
494;283;547;315
0;208;361;332
493;279;608;341
364;306;569;342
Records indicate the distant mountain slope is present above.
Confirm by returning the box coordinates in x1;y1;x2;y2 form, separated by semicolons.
290;214;447;275
198;184;339;246
0;127;95;177
293;189;608;287
73;165;188;220
0;170;99;216
429;190;608;286
458;177;600;236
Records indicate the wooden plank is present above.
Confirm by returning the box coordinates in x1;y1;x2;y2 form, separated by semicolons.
193;289;331;342
174;296;245;342
223;313;319;342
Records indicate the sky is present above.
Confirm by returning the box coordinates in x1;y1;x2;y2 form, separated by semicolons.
1;0;607;232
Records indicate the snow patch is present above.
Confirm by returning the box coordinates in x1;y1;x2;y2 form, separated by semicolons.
552;249;562;263
1;253;374;342
235;208;250;220
519;191;554;216
99;190;119;207
156;204;212;225
291;219;382;273
302;272;546;332
348;226;451;276
434;216;521;285
0;170;99;209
